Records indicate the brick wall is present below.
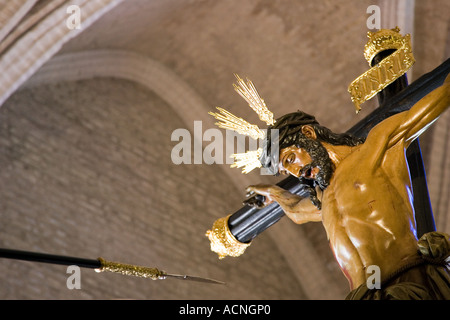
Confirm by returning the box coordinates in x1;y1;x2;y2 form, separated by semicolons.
0;78;308;299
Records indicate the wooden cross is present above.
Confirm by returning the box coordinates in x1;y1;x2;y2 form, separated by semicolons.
208;38;450;258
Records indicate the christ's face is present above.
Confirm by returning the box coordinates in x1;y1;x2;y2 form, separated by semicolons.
279;146;318;179
278;137;335;190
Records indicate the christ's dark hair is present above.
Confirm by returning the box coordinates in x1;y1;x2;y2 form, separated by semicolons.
260;111;365;175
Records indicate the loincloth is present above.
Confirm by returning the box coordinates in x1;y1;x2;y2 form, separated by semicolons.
345;232;450;300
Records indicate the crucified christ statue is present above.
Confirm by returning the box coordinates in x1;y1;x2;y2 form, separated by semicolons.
244;73;450;299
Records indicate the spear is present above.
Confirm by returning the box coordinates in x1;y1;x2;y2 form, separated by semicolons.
0;248;225;285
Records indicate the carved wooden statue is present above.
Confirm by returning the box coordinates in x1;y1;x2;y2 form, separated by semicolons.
207;29;450;299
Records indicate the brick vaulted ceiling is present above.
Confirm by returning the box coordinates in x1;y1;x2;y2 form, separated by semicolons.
0;0;448;299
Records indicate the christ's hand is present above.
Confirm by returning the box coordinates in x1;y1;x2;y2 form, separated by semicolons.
244;184;278;208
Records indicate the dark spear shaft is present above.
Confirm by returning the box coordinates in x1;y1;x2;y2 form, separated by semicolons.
0;248;225;284
229;57;449;244
0;248;101;269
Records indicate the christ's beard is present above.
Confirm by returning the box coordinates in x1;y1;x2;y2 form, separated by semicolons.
296;138;334;210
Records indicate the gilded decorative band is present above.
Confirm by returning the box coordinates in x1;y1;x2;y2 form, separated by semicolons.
348;27;415;113
96;257;164;280
206;214;251;259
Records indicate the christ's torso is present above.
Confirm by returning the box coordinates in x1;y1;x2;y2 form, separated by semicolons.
320;142;420;290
